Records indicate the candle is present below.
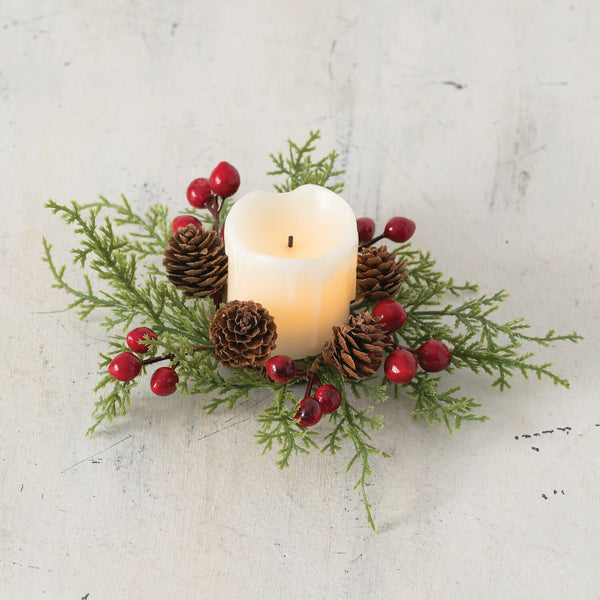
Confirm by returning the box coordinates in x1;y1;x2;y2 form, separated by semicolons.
224;184;358;358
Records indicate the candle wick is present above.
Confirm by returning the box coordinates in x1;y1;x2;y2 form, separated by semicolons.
288;235;293;248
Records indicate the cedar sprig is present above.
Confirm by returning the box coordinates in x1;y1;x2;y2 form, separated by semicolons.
394;245;478;309
80;195;171;259
451;339;572;390
88;335;162;434
255;385;320;469
89;377;137;435
44;199;213;344
267;130;345;194
321;369;389;531
398;285;581;395
191;362;274;415
404;372;488;433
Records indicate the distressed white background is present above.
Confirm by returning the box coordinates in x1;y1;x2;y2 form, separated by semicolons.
1;1;599;598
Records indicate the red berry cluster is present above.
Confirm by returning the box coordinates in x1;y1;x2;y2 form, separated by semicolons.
368;298;451;383
108;327;179;396
265;355;342;427
384;340;451;384
172;161;240;234
357;215;416;245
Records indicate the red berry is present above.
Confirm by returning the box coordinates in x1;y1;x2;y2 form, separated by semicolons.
209;161;240;198
357;217;376;243
417;340;451;372
172;215;202;233
384;217;416;243
384;349;418;383
150;367;179;396
126;327;158;354
373;299;407;333
186;177;213;208
314;384;342;414
108;352;142;381
265;355;296;383
295;397;322;427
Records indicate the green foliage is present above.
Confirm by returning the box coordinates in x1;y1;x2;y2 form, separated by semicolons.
267;130;345;193
43;130;580;531
255;385;320;469
322;369;390;529
391;244;581;430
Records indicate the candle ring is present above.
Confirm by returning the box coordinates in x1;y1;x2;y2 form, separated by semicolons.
43;130;581;530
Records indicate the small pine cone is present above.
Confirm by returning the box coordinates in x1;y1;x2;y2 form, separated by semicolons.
356;245;407;302
209;300;277;368
163;224;228;297
322;312;388;380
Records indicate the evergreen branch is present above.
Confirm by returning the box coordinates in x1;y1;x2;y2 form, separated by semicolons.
200;368;267;414
394;246;477;310
42;237;125;318
267;130;345;193
87;373;136;435
342;402;387;532
451;342;571;390
46;200;158;316
350;379;390;404
323;370;389;531
44;199;214;345
255;386;319;468
80;195;171;258
404;372;488;432
321;411;346;455
400;284;582;393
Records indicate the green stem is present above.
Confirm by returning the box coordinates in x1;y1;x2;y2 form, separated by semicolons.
333;372;377;532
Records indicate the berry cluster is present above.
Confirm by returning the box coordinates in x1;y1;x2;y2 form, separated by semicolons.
265;355;342;427
357;215;416;245
384;340;451;383
358;297;451;384
172;161;240;234
108;327;179;396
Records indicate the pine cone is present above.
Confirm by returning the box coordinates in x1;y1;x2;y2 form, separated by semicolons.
209;300;277;368
321;312;388;379
163;224;228;297
356;245;407;302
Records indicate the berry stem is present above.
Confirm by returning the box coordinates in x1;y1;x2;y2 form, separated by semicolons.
303;356;322;398
208;196;221;232
141;354;174;366
304;371;316;399
140;343;214;366
394;343;416;353
203;195;226;233
359;233;385;249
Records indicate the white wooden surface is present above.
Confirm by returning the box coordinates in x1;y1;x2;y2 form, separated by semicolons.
2;1;599;598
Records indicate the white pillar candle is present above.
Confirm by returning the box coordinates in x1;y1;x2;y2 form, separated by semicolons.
224;184;358;358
